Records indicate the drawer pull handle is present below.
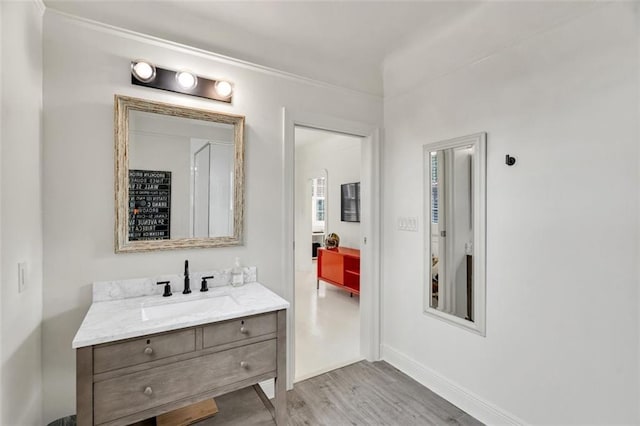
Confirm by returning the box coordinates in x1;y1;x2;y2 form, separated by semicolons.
240;326;248;334
240;361;248;369
144;347;153;355
143;386;153;396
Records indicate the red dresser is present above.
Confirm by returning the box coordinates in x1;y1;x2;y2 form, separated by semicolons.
317;247;360;296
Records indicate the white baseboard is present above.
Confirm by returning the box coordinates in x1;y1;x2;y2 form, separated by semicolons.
381;344;525;426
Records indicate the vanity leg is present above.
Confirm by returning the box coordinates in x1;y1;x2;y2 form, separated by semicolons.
275;309;287;425
316;280;319;290
253;384;275;420
76;346;93;426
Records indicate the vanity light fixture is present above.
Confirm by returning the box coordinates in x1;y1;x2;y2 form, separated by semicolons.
131;60;156;83
214;80;233;98
176;70;198;90
130;61;233;103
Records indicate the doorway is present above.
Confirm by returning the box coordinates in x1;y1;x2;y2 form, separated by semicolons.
283;108;381;390
293;126;363;381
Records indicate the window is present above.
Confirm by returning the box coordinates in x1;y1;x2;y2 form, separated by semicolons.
431;153;439;224
316;199;325;221
311;177;326;232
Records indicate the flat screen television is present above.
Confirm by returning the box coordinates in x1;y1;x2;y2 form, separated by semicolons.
341;182;360;222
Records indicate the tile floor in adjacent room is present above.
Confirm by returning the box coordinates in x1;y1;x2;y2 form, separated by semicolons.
294;260;361;382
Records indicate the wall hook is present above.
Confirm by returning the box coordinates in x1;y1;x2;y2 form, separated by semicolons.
505;155;516;166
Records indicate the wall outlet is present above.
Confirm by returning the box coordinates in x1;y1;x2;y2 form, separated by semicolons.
18;262;27;293
398;217;418;232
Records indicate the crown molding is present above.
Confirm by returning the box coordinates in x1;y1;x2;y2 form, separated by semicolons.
45;8;382;100
383;1;604;102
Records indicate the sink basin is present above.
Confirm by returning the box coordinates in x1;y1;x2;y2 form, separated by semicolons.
141;295;238;321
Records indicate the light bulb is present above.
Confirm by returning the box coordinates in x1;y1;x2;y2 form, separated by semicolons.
176;71;197;89
214;80;233;97
131;61;156;82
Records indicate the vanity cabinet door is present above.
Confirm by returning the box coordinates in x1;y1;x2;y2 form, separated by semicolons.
93;329;196;374
202;312;277;348
93;339;276;425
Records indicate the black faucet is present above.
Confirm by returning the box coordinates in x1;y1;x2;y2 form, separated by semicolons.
183;260;191;294
200;275;214;292
157;281;172;297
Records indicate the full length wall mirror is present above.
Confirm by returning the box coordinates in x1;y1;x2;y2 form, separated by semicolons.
424;132;486;335
115;95;245;252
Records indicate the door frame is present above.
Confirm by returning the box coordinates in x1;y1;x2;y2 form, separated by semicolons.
282;107;382;389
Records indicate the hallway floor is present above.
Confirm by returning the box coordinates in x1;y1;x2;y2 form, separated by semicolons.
294;262;361;381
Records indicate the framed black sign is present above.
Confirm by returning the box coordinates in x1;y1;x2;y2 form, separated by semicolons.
128;169;171;240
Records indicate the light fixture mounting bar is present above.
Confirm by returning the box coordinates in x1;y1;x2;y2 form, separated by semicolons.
131;62;232;103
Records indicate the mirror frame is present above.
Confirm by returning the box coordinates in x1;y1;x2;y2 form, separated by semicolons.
114;95;245;252
423;132;486;335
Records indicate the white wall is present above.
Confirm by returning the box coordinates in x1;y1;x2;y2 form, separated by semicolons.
382;3;639;425
41;11;382;423
1;1;44;425
294;130;361;272
0;4;4;421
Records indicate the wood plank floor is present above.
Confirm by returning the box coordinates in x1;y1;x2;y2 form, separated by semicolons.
197;361;483;426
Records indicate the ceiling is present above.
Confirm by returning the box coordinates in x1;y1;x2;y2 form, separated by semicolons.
44;1;596;96
43;0;482;95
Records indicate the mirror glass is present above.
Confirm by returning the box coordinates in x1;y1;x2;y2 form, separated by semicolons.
424;133;486;335
115;95;244;252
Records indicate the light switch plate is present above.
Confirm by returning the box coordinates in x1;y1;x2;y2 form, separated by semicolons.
398;216;418;232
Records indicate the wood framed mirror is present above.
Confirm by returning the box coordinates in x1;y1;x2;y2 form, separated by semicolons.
114;95;244;252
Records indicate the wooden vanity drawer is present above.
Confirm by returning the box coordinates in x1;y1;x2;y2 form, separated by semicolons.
202;312;277;348
93;339;276;425
93;329;196;374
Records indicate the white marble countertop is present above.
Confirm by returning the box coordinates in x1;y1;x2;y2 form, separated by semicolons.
72;282;289;348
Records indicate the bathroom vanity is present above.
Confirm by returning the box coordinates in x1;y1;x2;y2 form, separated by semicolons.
73;281;288;426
